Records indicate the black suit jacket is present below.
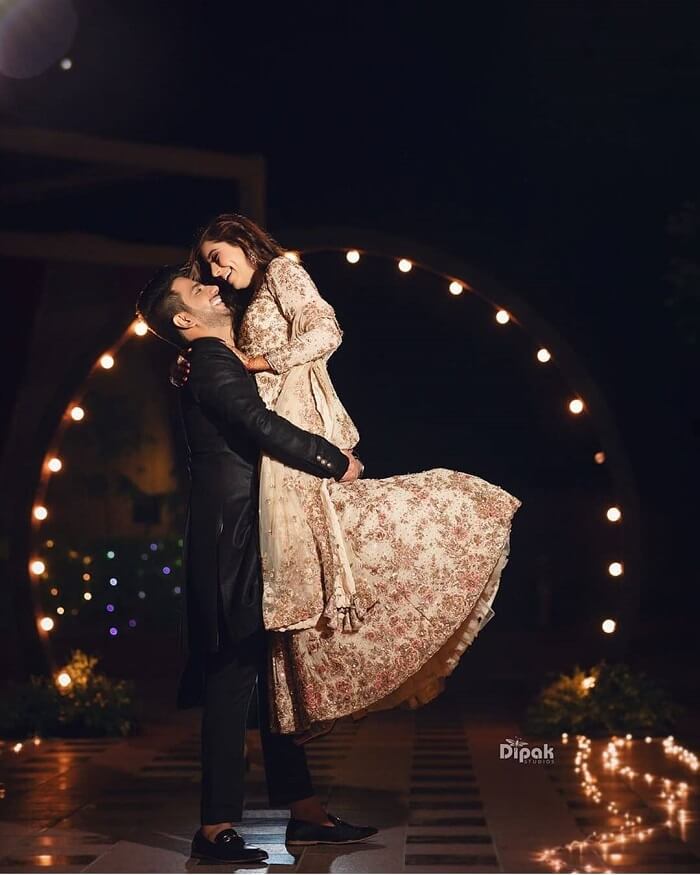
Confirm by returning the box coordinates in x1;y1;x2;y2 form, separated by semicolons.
179;337;349;663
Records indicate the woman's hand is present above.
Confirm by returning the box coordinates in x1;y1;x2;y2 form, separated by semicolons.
169;350;192;388
237;353;272;373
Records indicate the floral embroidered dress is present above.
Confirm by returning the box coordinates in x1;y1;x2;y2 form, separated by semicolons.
237;255;521;733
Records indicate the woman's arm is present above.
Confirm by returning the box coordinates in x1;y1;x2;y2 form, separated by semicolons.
262;256;343;374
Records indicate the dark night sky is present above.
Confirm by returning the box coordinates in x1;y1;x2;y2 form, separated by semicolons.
1;1;698;622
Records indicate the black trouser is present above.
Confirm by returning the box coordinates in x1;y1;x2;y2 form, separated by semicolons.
200;629;314;824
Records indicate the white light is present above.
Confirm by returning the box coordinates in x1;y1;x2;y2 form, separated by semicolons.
582;676;596;690
99;353;115;370
568;398;584;415
346;250;360;264
133;320;149;336
594;451;606;465
70;405;85;421
602;618;617;634
398;258;412;273
284;251;300;263
537;348;551;363
47;457;63;472
13;743;22;753
606;506;622;522
495;309;510;324
30;559;46;575
608;561;624;577
57;671;72;687
56;606;65;615
60;57;72;71
33;505;48;521
39;616;55;632
83;592;92;601
449;281;463;296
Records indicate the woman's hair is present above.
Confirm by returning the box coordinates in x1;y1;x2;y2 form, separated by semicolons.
189;213;286;330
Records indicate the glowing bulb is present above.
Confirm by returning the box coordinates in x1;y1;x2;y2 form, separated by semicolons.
602;618;617;634
83;592;92;601
398;258;412;273
606;506;622;522
30;559;46;575
33;505;48;521
495;309;510;324
645;736;652;743
56;606;64;615
69;405;85;421
13;742;22;753
449;281;463;296
346;250;360;264
99;353;115;370
57;671;71;687
133;319;149;336
568;398;584;414
284;251;300;263
608;562;624;577
47;457;63;472
594;451;606;464
537;348;551;363
50;587;58;596
60;57;72;70
39;616;54;632
582;676;596;690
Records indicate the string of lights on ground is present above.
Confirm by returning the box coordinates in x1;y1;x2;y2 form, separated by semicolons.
29;248;626;661
538;731;698;873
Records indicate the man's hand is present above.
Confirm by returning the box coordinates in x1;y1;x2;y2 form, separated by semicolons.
339;450;364;483
169;349;192;388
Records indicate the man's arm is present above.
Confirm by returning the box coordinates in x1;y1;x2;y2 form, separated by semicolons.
187;339;352;480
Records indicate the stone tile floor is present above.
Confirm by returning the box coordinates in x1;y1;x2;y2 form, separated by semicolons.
0;700;698;873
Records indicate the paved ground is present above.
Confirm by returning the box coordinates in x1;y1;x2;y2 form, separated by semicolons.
1;691;699;874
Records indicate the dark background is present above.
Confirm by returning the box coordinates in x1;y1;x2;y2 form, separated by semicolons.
1;1;698;687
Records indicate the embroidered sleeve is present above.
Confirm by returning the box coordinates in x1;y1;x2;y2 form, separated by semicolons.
263;256;342;374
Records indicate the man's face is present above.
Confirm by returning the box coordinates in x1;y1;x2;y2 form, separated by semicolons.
171;277;230;331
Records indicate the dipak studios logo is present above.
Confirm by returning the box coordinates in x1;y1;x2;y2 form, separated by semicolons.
499;736;555;764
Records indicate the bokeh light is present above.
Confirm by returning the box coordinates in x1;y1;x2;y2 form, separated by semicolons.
345;250;360;264
398;258;412;273
495;309;510;324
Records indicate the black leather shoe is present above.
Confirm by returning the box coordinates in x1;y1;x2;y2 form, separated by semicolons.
191;827;268;863
285;813;378;845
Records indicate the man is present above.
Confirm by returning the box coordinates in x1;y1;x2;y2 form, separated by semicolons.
136;267;376;864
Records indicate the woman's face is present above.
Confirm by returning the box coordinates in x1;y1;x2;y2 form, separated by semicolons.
200;239;257;290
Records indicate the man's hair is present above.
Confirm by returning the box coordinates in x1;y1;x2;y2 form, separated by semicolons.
135;265;191;348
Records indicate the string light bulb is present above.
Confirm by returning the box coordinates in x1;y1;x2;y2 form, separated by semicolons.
47;457;63;472
606;506;622;522
56;672;72;688
99;353;115;369
33;505;48;521
69;405;85;421
495;309;510;324
39;616;54;632
569;398;584;415
449;281;463;296
346;250;360;264
608;562;623;577
398;258;412;273
30;559;46;575
133;319;149;336
594;452;606;464
537;348;552;363
602;618;617;634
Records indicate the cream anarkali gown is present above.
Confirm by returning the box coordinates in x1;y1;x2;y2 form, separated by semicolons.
237;255;521;734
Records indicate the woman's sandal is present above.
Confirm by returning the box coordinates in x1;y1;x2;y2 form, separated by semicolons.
293;719;337;746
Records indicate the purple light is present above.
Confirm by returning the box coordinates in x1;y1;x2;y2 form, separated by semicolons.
106;604;115;613
162;566;171;575
173;586;182;595
109;627;118;636
150;543;158;552
128;619;136;628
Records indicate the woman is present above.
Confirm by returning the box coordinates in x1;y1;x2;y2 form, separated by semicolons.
189;213;521;738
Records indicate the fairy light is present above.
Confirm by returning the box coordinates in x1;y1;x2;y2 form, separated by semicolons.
133;319;149;336
537;347;552;363
33;505;48;521
56;672;71;688
594;451;606;464
398;258;412;273
284;251;300;263
69;405;85;421
345;250;360;264
13;743;22;753
30;559;46;576
56;606;64;615
601;618;616;634
608;561;623;577
39;616;54;632
495;309;510;324
568;398;584;415
83;591;92;601
606;506;622;522
47;457;62;472
449;280;463;295
99;353;115;369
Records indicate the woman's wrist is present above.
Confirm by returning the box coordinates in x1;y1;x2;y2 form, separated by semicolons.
249;355;272;373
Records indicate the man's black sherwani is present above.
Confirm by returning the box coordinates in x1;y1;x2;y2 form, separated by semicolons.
179;336;349;661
